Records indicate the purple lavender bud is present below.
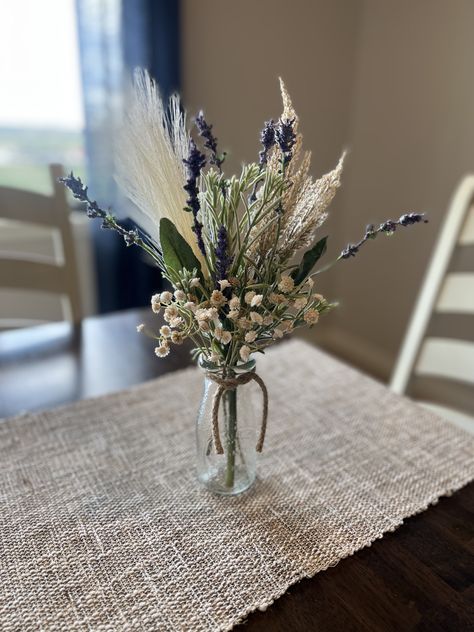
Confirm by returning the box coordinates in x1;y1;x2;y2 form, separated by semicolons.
183;139;206;181
399;212;427;226
276;117;296;165
215;225;234;284
59;172;88;201
123;229;139;247
183;139;207;256
380;220;397;233
60;172;106;219
340;243;359;259
259;119;276;166
195;111;225;169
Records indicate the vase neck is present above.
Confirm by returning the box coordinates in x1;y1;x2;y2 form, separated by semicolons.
198;357;256;377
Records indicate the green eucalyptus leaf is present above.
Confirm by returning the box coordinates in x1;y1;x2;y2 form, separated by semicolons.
291;236;328;285
159;218;203;283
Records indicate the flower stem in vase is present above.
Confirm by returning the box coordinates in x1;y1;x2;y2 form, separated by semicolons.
225;388;237;488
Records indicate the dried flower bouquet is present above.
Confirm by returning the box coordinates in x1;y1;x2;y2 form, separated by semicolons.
61;71;426;494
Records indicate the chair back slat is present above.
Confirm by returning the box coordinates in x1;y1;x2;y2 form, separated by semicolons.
0;188;58;227
415;337;474;384
0;259;66;293
0;165;82;325
435;273;474;313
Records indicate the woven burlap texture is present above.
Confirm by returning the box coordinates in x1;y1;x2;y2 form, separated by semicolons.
1;340;473;631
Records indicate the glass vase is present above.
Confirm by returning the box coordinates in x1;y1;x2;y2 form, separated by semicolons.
196;359;261;495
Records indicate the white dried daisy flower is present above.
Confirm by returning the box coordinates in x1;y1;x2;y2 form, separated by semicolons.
198;320;210;332
194;308;208;321
269;292;287;305
314;293;325;302
160;291;173;304
184;301;196;311
228;309;240;321
171;331;184;345
249;311;263;325
214;327;232;344
174;289;186;302
293;297;308;310
278;275;294;293
263;314;273;326
251;294;263;307
238;317;253;330
304;309;319;325
229;295;240;310
163;305;179;322
160;325;171;338
245;331;257;343
239;345;251;362
169;316;183;329
155;344;170;358
244;290;256;305
206;307;219;322
273;328;284;339
136;323;145;333
279;320;293;332
189;278;200;288
220;331;232;345
151;293;161;305
218;279;231;290
210;290;227;307
208;351;220;364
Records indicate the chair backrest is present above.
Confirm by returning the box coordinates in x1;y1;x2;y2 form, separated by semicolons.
0;164;82;327
390;175;474;430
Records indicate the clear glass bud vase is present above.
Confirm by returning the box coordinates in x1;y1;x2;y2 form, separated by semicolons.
196;359;260;495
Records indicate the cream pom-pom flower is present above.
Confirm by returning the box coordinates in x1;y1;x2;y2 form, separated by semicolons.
160;325;171;338
278;276;294;293
239;345;251;362
155;343;170;358
304;309;320;325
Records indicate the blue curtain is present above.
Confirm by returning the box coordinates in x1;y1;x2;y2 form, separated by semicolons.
75;0;181;313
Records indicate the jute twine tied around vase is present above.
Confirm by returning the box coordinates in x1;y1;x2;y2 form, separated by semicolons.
206;371;268;454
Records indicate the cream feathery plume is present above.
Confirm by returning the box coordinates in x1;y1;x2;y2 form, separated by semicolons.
252;78;346;263
278;151;346;260
115;69;204;264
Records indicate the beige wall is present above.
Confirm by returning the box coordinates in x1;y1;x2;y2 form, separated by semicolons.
330;0;474;379
181;0;474;380
181;0;361;299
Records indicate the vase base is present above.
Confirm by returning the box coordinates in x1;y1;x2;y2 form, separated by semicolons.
198;466;255;496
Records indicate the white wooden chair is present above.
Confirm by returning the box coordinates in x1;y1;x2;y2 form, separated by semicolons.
0;164;82;329
391;175;474;433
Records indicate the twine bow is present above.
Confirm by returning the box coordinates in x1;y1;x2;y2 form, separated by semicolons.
206;371;268;454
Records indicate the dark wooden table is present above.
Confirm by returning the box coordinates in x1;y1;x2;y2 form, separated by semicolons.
1;309;473;631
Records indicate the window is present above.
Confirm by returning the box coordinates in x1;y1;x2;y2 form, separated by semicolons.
0;0;85;194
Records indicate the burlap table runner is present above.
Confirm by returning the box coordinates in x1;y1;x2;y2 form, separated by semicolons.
1;340;473;631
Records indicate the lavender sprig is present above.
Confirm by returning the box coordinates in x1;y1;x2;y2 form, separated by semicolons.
195;111;226;171
60;172;147;249
340;213;428;259
259;120;276;167
249;120;277;203
276;117;296;166
183;140;207;256
215;225;233;285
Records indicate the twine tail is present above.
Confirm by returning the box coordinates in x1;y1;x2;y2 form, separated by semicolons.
208;372;269;454
211;387;225;454
252;373;268;452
